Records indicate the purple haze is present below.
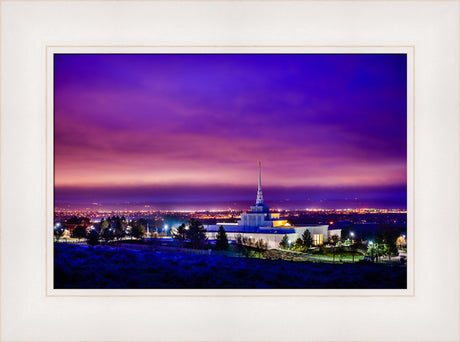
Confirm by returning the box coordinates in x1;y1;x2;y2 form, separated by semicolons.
54;54;407;210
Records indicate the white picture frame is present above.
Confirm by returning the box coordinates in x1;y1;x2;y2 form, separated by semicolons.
1;0;459;341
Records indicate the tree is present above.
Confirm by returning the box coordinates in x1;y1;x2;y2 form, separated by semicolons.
112;225;124;241
235;234;251;257
367;242;385;262
330;235;339;244
396;235;407;248
72;225;87;241
87;229;100;246
54;227;64;242
302;229;313;249
349;249;362;263
66;216;79;225
173;223;188;247
215;226;229;251
387;243;399;262
187;218;207;249
101;228;114;244
279;235;289;249
340;224;352;241
254;239;267;257
114;217;125;240
371;230;400;263
131;221;146;240
100;219;109;231
381;240;399;263
294;238;303;251
79;217;90;227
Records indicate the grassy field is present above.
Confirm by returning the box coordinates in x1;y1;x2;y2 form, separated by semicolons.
54;243;407;289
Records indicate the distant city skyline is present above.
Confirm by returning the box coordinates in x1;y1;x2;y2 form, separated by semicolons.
54;54;407;210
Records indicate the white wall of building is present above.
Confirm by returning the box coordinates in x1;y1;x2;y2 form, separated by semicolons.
206;225;333;249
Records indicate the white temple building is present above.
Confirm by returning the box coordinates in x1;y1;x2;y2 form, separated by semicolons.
205;163;341;249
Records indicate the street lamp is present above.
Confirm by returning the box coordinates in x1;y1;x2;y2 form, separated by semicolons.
349;232;355;244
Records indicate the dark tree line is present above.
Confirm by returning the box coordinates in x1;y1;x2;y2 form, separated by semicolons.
172;218;208;249
279;229;312;251
235;234;267;258
53;215;149;246
366;230;400;262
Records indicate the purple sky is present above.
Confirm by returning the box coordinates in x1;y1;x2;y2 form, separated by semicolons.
54;54;407;209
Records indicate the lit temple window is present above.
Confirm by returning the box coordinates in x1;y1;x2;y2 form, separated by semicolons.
313;234;323;246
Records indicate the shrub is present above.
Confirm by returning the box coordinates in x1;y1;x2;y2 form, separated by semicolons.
87;229;100;246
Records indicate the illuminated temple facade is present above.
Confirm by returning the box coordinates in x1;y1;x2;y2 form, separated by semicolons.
205;163;341;249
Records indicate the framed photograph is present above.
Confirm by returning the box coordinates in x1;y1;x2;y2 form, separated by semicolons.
48;47;413;296
1;1;459;342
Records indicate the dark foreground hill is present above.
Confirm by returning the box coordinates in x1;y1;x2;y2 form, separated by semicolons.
54;244;406;289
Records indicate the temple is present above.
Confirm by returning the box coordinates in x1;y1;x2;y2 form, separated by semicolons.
205;162;341;248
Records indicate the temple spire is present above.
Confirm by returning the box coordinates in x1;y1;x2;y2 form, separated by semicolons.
256;161;264;205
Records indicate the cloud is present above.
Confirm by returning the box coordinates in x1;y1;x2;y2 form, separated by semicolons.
54;53;407;207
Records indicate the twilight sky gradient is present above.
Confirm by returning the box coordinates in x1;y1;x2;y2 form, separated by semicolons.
54;54;407;209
